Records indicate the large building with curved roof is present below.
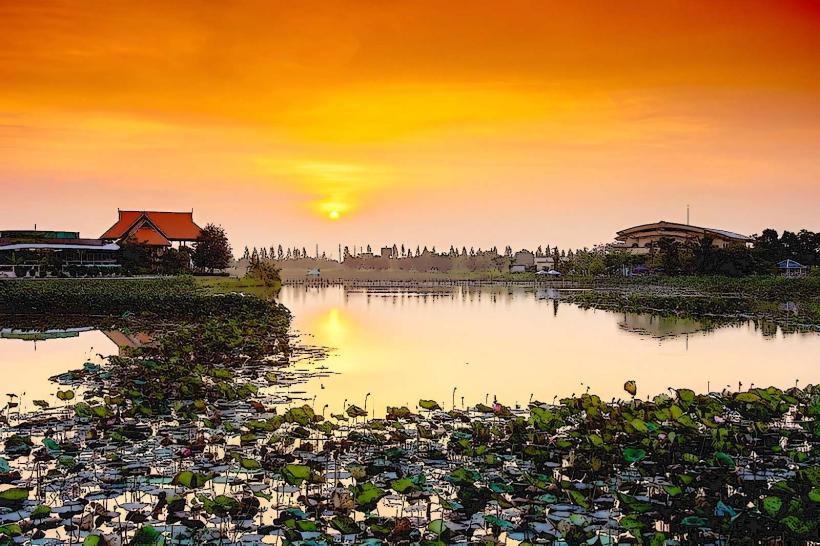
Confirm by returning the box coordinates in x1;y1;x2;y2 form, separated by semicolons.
615;221;751;255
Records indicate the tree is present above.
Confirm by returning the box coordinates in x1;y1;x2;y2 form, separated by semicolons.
691;236;716;274
158;247;193;275
247;259;282;288
192;223;233;273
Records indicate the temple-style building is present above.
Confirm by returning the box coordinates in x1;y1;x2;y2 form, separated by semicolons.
100;210;202;248
615;221;751;255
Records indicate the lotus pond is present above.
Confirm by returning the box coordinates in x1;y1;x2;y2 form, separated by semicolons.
0;282;818;545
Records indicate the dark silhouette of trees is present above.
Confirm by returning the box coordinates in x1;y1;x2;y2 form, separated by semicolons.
193;223;233;273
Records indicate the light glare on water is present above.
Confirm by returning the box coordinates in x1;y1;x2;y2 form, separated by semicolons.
278;285;819;416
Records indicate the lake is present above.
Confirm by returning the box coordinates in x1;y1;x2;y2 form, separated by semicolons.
2;285;817;416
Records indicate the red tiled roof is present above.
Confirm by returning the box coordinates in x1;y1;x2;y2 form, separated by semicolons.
128;226;172;247
100;210;202;241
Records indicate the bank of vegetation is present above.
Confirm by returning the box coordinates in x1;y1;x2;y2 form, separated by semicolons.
0;277;279;319
567;274;820;327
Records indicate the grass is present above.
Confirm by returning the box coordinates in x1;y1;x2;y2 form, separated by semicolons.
194;275;282;298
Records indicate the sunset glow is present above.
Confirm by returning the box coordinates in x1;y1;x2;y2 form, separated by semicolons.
1;1;819;250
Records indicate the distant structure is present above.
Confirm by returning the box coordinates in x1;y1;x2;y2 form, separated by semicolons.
100;210;202;248
0;230;119;277
776;259;807;277
510;249;535;273
614;221;751;255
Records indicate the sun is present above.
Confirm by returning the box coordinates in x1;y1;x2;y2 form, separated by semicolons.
328;210;340;220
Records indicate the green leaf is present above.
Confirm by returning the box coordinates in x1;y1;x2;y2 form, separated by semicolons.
391;478;420;494
623;447;646;463
681;515;707;527
56;389;75;401
735;392;761;403
351;482;387;511
329;515;360;535
663;485;682;497
619;515;644;531
0;523;22;537
630;418;649;433
427;519;446;535
282;464;311;485
0;487;29;502
239;458;261;471
677;388;695;405
30;504;51;519
568;489;589;509
42;437;60;453
171;470;213;489
714;451;736;468
762;496;782;517
132;525;165;545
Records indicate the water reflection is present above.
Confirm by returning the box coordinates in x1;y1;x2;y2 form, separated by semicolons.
1;285;818;418
277;285;819;416
616;313;714;339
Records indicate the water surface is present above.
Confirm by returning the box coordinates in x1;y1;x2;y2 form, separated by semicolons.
1;285;817;416
277;285;818;415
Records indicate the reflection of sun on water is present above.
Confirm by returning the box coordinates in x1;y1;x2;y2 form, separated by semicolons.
315;307;347;348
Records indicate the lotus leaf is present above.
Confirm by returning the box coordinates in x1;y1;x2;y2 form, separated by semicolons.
330;515;360;535
56;389;75;401
762;496;782;517
351;483;387;511
282;464;312;485
623;447;646;463
0;487;28;502
171;470;213;489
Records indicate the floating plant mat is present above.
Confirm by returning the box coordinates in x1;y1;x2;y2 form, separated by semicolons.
0;281;817;544
2;333;818;546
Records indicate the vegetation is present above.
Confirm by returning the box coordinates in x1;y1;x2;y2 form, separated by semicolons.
0;277;273;318
193;223;233;273
246;257;283;288
568;275;820;327
2;352;817;545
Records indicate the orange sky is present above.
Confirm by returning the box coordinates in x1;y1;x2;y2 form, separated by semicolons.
1;0;819;252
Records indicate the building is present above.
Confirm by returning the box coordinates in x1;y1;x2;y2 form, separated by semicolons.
534;256;555;272
0;230;120;277
614;221;751;255
100;210;202;249
777;259;807;277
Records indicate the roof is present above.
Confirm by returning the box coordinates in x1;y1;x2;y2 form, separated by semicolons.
777;259;805;269
0;238;119;252
100;210;202;241
616;221;751;242
128;226;172;247
0;230;79;239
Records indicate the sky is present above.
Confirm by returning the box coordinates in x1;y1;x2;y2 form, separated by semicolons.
1;0;819;254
